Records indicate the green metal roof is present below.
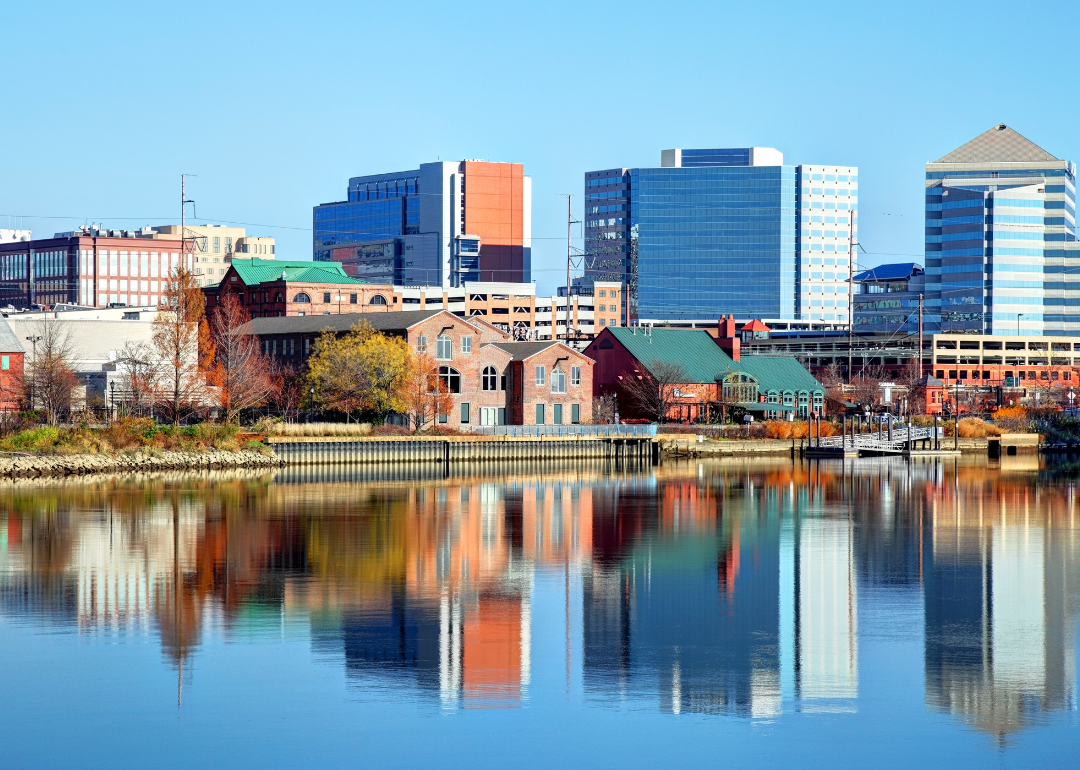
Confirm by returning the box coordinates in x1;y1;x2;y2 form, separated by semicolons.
228;258;369;286
605;327;823;394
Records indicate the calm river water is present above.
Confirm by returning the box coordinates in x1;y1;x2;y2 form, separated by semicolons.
1;456;1078;768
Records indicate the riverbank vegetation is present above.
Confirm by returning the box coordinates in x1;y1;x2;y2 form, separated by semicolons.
0;417;259;455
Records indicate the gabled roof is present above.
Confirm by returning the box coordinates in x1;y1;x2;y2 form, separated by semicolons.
916;374;945;387
238;309;447;336
853;262;924;282
486;341;589;362
0;316;24;353
228;258;369;286
601;327;824;393
935;124;1058;164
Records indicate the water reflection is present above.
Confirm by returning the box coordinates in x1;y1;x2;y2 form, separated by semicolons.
0;458;1077;734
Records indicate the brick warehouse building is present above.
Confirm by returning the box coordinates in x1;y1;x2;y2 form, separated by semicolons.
239;310;593;426
584;317;825;422
0;317;24;410
205;258;400;317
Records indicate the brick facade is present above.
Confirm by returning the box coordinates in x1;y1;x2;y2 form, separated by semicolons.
0;351;23;410
206;269;400;318
241;309;595;425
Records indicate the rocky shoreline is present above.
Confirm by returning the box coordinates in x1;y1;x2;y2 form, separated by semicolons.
0;449;284;478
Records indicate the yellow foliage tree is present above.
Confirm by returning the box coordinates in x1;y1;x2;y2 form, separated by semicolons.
306;322;410;423
401;352;453;431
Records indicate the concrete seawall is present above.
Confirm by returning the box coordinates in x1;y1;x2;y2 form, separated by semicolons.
0;450;283;479
269;435;655;465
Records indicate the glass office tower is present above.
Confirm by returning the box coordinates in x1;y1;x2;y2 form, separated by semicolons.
583;148;856;323
924;124;1079;335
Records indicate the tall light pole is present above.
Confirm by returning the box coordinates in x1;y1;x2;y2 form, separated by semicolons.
846;210;857;381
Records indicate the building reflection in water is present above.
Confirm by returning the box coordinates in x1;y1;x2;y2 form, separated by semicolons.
0;458;1076;730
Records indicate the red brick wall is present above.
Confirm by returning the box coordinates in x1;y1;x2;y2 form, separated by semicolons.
207;273;400;318
407;315;512;426
515;347;594;426
0;351;24;411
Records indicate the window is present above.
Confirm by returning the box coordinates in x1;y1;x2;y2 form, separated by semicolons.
535;403;545;424
460;402;470;423
439;366;461;393
370;295;387;305
551;368;566;394
535;365;546;386
461;336;472;353
436;335;452;360
553;404;563;424
323;292;331;303
416;335;427;354
571;403;580;424
350;294;357;304
571;366;581;386
1;355;7;371
482;366;498;391
213;237;221;253
294;293;310;303
599;290;606;297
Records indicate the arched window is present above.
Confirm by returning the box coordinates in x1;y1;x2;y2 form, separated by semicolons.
293;293;310;303
482;366;498;391
439;366;461;394
275;293;283;303
369;294;387;305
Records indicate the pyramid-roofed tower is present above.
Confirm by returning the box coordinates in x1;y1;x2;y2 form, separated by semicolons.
935;123;1058;164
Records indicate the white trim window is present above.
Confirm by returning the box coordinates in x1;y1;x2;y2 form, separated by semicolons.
436;335;452;361
535;365;546;386
551;368;567;394
570;366;581;386
461;335;472;354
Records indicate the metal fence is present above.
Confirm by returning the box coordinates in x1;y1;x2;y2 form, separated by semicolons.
464;424;657;438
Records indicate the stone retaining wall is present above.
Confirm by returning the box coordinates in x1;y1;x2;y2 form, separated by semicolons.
0;450;283;479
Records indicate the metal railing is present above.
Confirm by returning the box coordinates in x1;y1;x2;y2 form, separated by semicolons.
464;424;657;438
816;425;942;451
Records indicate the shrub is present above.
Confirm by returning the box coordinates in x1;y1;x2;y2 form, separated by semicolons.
993;406;1031;433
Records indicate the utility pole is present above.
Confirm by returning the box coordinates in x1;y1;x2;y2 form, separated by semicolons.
846;210;857;380
918;293;924;377
181;175;196;280
565;194;572;343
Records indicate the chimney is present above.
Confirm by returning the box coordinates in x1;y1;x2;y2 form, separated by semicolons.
715;314;740;362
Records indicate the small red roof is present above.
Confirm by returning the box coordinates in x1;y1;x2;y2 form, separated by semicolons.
740;319;770;332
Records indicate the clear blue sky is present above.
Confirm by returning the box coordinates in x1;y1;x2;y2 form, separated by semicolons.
3;0;1077;294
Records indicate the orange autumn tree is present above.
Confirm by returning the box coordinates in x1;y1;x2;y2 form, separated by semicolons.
210;292;275;423
401;352;453;431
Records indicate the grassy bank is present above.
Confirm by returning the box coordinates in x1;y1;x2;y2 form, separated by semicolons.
0;418;268;456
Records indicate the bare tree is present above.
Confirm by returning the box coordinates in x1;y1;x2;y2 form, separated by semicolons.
24;316;78;425
592;393;618;424
117;340;161;417
850;364;888;409
210;292;275;423
152;267;208;425
618;359;688;423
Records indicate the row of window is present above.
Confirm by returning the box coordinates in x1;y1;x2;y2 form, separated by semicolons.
292;292;387;306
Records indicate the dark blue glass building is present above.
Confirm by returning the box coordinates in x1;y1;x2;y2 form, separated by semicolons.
584;148;856;323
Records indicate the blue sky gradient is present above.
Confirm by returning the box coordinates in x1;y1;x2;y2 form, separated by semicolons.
2;0;1077;293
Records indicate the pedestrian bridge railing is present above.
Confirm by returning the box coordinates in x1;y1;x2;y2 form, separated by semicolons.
815;425;943;452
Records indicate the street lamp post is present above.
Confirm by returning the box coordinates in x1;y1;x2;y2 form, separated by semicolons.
109;381;115;422
24;335;41;410
309;387;315;424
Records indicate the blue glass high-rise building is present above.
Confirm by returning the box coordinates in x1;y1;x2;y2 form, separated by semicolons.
583;148;857;323
924;124;1079;336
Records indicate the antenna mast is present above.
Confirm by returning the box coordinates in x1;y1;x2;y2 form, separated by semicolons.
565;194;572;343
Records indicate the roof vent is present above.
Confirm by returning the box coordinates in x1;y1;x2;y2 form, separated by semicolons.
997;123;1007;130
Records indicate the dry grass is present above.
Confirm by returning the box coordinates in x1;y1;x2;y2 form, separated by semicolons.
0;418;246;455
255;421;373;437
762;420;836;439
957;417;1001;438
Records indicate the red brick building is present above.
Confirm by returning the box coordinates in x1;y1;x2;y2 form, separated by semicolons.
239;309;593;425
0;318;25;410
204;258;400;318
